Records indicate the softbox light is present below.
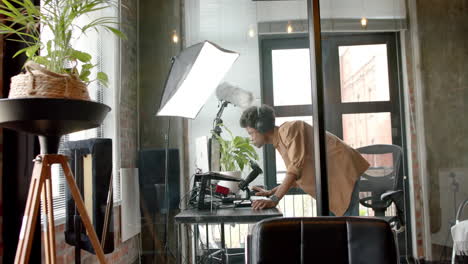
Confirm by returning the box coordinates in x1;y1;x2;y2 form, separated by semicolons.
156;41;239;119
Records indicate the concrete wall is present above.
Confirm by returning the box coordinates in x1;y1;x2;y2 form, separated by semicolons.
138;0;183;263
413;0;468;260
139;0;183;149
404;0;468;261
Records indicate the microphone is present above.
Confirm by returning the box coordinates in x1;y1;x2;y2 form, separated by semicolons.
215;82;254;108
238;160;263;191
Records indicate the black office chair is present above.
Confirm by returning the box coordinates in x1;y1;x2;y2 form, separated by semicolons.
357;144;405;230
246;217;398;264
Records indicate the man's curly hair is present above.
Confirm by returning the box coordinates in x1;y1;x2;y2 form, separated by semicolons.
239;104;275;133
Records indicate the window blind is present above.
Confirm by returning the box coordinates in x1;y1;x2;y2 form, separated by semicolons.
43;4;121;224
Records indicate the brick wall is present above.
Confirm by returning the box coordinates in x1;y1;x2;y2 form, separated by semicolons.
38;0;140;262
44;207;139;264
119;0;138;169
0;34;3;264
403;31;426;257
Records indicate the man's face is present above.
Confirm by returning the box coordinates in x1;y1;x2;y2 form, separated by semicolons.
246;126;266;148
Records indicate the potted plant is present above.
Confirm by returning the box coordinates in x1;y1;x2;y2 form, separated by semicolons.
0;0;125;99
212;124;259;193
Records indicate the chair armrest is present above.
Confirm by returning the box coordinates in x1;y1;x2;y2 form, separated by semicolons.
381;190;405;227
359;196;376;208
380;190;403;202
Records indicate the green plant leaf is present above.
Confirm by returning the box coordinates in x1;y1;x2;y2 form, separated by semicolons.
46;40;52;54
0;8;16;19
71;49;92;63
0;23;38;40
103;25;127;40
97;72;109;86
81;63;94;71
215;125;258;172
25;44;39;57
232;136;244;147
2;0;21;18
33;56;49;66
79;70;91;82
234;156;245;171
12;46;28;58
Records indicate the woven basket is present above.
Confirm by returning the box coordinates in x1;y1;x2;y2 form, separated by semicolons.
9;61;90;100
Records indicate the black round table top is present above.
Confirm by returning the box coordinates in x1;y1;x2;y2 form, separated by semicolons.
0;98;111;136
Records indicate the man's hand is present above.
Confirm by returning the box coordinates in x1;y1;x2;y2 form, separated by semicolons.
252;186;271;196
252;199;277;210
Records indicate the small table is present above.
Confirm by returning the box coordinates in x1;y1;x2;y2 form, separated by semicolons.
175;207;283;263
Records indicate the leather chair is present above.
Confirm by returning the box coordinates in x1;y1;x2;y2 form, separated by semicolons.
246;217;398;264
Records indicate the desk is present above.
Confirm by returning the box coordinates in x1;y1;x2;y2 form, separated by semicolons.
175;207;282;263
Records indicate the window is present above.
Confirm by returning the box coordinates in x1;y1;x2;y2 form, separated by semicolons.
261;36;313;190
47;5;120;223
260;33;406;219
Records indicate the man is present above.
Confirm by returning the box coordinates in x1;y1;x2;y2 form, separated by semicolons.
240;104;370;216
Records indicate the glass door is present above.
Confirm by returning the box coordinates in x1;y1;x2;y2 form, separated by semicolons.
261;32;411;260
321;33;403;147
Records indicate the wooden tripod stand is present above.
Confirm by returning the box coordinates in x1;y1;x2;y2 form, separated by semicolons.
14;154;107;264
0;98;111;264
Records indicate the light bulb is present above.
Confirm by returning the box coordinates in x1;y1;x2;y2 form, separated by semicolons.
172;31;179;43
360;17;368;29
287;23;293;34
248;26;255;38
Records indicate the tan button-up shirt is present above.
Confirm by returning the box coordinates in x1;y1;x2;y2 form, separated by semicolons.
272;121;370;216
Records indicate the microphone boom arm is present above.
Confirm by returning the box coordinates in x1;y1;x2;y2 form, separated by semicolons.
212;100;229;137
238;160;263;191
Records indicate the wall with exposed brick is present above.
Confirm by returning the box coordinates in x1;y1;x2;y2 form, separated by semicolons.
39;0;140;262
403;27;426;258
0;34;3;264
119;0;139;169
45;207;139;264
404;0;468;261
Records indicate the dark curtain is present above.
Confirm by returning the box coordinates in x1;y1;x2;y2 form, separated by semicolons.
1;1;41;262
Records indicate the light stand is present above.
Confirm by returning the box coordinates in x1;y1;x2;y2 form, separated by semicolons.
163;117;172;260
156;41;239;263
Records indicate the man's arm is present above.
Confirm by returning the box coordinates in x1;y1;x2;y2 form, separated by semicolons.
252;185;278;196
253;181;298;196
252;172;297;210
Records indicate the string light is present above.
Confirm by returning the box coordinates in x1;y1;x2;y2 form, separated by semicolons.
248;25;255;38
360;17;368;29
287;21;293;34
360;0;367;29
172;30;179;44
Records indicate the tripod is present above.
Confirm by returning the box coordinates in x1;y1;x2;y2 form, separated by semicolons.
14;154;107;264
0;98;112;264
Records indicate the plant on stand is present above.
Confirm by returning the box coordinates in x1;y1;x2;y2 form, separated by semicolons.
0;0;125;99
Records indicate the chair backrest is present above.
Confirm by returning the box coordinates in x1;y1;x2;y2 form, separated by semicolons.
248;217;398;264
357;144;403;193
